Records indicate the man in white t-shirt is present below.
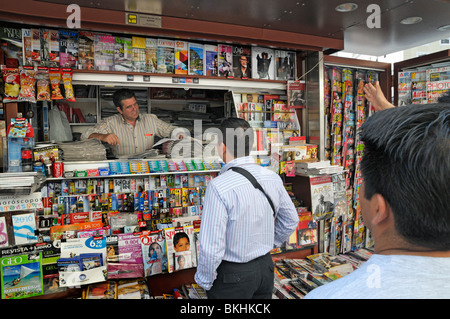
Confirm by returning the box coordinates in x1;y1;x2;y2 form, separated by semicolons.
305;103;450;299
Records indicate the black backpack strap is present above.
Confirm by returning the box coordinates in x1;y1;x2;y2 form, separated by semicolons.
229;166;276;217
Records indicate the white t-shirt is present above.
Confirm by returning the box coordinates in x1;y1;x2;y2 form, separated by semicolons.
304;254;450;299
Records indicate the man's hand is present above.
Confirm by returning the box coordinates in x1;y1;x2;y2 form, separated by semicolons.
89;133;120;145
364;81;394;111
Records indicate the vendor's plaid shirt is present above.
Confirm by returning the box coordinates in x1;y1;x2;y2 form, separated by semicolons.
81;113;176;157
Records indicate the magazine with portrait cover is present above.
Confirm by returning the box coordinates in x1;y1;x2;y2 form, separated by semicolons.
164;224;195;273
251;46;275;80
232;45;252;79
140;230;167;276
310;175;334;221
275;50;296;81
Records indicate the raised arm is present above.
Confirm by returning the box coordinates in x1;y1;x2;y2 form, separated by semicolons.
364;81;395;111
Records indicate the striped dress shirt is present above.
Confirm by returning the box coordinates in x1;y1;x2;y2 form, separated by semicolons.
81;114;176;157
194;156;299;290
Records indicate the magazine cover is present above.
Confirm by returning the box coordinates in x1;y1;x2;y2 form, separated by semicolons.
12;212;38;245
0;215;9;248
411;70;427;104
426;66;450;103
297;212;317;248
131;36;146;72
58;236;107;287
174;40;188;75
77;31;95;70
157;39;175;74
145;38;158;73
94;34;115;71
0;27;23;66
41;29;59;66
232;45;251;79
252;46;275;80
1;252;43;299
140;230;167;276
31;28;41;64
114;37;132;72
275;50;296;81
217;44;233;77
398;71;412;106
310;175;334;221
188;42;204;76
164;225;195;272
287;81;306;108
59;30;78;68
174;250;192;270
204;44;217;76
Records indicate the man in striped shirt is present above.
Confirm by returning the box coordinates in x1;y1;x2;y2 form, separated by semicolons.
195;118;298;298
81;88;178;157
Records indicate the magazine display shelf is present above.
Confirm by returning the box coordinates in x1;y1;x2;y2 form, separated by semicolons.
393;49;450;105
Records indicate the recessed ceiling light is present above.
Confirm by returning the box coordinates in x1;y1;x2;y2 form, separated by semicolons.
400;16;423;25
335;3;358;12
437;25;450;32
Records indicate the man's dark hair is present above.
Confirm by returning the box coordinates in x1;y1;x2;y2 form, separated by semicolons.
218;118;254;158
359;103;450;250
113;89;136;109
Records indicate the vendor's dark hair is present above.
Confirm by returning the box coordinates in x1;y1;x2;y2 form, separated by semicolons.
360;103;450;250
113;89;136;109
218;118;254;157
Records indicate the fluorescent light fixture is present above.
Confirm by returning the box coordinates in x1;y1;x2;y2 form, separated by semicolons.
437;25;450;32
400;16;423;25
335;3;358;12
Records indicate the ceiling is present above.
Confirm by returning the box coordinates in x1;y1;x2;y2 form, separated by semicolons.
32;0;450;56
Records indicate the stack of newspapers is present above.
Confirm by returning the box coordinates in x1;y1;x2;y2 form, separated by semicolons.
58;139;107;161
0;172;43;195
295;161;344;176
